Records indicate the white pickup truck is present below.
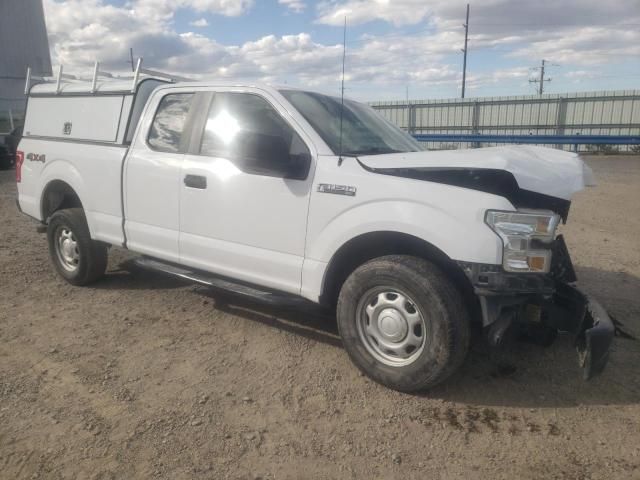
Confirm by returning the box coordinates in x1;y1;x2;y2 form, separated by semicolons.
16;68;614;391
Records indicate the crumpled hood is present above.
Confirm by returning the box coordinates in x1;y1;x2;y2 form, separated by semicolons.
358;145;595;201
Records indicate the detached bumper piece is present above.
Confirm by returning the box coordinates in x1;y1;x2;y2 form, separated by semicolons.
460;236;615;380
577;294;615;380
551;282;614;379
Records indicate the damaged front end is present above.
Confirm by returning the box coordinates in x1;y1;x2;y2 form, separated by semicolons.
355;146;610;378
459;235;615;380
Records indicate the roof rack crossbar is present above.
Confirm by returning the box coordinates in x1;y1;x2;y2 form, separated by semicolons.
24;67;46;94
91;61;116;92
91;62;99;92
25;58;184;95
139;67;192;82
131;58;142;93
24;67;32;95
55;65;63;94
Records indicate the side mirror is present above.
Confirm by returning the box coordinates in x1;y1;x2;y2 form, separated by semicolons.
286;151;311;180
237;132;310;179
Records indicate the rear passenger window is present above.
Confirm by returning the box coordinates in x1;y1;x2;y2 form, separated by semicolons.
148;93;193;153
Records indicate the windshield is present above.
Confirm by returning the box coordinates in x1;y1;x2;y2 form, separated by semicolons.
280;90;422;156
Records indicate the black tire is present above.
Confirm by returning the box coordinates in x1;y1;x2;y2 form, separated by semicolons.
47;208;108;285
337;255;470;392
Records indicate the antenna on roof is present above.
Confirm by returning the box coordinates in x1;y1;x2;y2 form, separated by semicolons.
337;16;347;166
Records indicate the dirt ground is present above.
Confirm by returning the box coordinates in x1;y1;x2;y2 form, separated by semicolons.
1;155;639;480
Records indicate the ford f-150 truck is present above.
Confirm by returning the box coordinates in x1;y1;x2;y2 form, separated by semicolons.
15;64;614;392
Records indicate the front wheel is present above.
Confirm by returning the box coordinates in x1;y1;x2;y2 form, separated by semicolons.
337;255;470;392
47;208;108;285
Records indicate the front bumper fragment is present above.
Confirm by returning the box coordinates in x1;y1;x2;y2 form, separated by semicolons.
460;266;615;380
577;293;615;380
550;282;614;379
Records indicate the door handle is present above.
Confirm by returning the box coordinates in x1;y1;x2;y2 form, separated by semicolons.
184;174;207;189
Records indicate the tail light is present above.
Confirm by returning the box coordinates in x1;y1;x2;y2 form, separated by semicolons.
16;151;24;183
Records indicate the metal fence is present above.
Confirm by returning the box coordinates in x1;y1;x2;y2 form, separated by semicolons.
371;90;640;152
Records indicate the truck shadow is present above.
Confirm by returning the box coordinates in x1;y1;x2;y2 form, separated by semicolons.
93;268;190;291
195;267;640;408
109;261;640;408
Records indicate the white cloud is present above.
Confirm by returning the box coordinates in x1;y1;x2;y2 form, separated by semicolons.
131;0;254;20
316;0;640;66
317;0;433;26
279;0;305;13
42;0;640;100
507;27;640;66
189;18;209;27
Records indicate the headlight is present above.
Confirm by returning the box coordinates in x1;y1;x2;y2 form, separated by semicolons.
485;210;560;273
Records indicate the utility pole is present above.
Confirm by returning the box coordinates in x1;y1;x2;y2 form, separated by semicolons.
129;48;135;72
461;3;470;98
529;59;552;95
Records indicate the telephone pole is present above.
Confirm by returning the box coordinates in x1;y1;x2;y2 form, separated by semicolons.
529;59;552;95
461;3;470;98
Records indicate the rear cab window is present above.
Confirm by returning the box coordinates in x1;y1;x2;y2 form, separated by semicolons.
147;93;194;153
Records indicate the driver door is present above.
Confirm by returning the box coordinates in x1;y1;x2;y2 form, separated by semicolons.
179;89;315;294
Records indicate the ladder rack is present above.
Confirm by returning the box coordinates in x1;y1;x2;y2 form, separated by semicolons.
24;58;192;95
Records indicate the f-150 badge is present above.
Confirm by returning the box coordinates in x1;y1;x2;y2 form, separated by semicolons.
317;184;356;196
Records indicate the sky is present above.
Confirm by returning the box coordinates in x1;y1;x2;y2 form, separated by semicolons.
42;0;640;102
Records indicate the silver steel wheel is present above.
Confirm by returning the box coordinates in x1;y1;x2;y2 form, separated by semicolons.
54;226;80;272
356;288;427;367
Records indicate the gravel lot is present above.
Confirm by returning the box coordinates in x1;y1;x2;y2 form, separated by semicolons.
1;155;639;480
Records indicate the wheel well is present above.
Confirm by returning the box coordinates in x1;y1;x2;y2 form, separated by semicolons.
41;180;83;222
320;231;477;313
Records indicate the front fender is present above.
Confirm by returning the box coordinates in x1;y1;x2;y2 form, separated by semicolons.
306;198;505;265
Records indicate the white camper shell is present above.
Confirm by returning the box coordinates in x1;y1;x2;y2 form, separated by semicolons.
22;61;186;145
25;79;166;144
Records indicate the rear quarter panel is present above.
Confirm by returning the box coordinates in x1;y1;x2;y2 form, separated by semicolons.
17;137;127;246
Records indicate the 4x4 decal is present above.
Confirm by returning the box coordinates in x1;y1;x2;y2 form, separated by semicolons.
26;153;46;163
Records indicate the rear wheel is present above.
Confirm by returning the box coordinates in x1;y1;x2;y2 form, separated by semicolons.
47;208;108;285
337;255;470;392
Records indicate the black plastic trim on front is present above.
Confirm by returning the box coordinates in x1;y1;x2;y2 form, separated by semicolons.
458;236;576;295
457;261;555;295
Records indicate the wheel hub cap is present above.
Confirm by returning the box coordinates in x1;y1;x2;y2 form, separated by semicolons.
55;227;80;272
378;308;408;342
356;289;428;367
61;239;75;259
